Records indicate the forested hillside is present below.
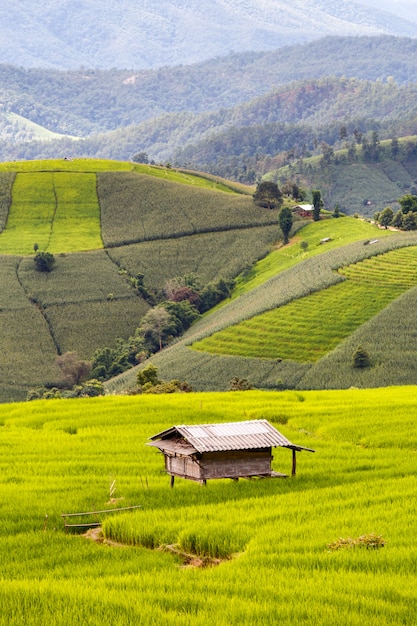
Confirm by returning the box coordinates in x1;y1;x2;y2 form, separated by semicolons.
2;36;417;187
269;136;417;217
3;74;417;211
1;36;417;140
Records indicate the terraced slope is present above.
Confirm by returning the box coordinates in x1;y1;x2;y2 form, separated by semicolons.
191;246;417;361
0;172;102;254
107;232;417;394
0;159;277;402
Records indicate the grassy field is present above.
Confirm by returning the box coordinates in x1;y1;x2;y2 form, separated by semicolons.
0;172;102;254
2;158;417;401
231;216;393;299
98;171;278;247
192;246;417;361
108;231;417;394
0;388;416;625
0;159;239;192
0;160;264;401
107;226;280;290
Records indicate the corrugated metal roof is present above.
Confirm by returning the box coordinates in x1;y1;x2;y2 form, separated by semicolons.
149;419;307;453
147;439;196;456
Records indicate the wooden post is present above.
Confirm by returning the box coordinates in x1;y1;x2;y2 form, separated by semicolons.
170;475;175;488
292;449;297;477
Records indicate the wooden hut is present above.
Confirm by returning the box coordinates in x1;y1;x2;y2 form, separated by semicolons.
148;419;314;486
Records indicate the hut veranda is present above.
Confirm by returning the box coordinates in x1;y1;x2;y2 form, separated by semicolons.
148;419;314;486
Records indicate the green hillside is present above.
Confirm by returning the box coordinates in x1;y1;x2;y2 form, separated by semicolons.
0;159;274;402
3;157;417;401
1;388;416;624
269;137;417;217
108;224;417;395
192;247;417;361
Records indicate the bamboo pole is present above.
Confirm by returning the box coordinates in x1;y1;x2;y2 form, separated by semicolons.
62;504;142;518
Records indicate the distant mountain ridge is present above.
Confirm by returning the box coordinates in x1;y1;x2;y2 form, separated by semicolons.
2;35;417;142
1;0;417;69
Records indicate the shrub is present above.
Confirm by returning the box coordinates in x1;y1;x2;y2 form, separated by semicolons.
144;379;192;394
229;376;252;391
34;251;55;272
352;346;371;369
327;533;385;551
72;379;105;397
137;364;160;389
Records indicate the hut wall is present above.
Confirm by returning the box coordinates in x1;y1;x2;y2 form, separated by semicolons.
166;454;202;480
200;449;272;479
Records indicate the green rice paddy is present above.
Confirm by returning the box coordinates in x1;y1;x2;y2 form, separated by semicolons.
0;388;416;625
192;245;417;362
0;172;102;254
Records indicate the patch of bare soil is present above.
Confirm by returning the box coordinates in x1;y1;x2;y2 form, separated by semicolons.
83;526;126;548
159;544;226;568
82;530;228;568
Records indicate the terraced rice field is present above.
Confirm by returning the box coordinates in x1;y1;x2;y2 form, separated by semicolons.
0;172;102;254
192;246;417;362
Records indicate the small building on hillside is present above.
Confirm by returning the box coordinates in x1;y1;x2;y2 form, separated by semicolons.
148;419;314;486
293;204;314;218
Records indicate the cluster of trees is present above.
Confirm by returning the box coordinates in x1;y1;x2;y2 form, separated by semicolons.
27;351;105;400
253;182;323;243
90;273;235;382
135;364;191;394
375;195;417;230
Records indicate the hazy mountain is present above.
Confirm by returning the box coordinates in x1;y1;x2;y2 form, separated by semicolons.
1;0;417;70
2;36;417;141
359;0;417;24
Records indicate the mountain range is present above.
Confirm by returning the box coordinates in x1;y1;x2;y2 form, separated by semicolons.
2;36;417;176
1;0;417;70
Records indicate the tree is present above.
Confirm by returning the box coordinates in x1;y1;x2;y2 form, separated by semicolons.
398;194;417;214
312;190;323;222
392;209;403;229
253;181;283;210
390;137;400;160
353;346;371;369
199;277;235;313
55;352;91;388
353;129;363;145
279;207;293;245
403;212;417;231
339;125;348;142
281;180;305;201
162;300;200;334
140;306;174;351
137;363;160;389
132;151;149;164
34;251;55;272
379;206;394;229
